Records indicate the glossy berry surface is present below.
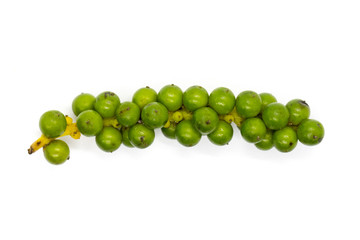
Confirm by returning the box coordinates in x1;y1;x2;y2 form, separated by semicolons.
157;84;183;111
72;93;96;116
236;90;262;118
132;87;157;110
262;102;289;130
76;110;103;137
286;99;310;126
94;91;121;118
192;107;219;135
240;117;267;143
116;101;140;127
43;140;70;165
273;127;298;152
297;119;324;146
141;102;169;129
39;110;67;138
128;123;155;149
183;85;209;112
207;120;233;146
95;126;122;152
209;87;236;115
175;120;202;147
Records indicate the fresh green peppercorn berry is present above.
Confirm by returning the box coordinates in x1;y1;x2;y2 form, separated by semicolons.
141;102;169;129
207;120;233;146
39;110;67;138
175;119;202;147
297;119;324;146
128;123;155;149
121;127;134;148
262;102;290;130
95;126;122;152
255;129;274;150
43;140;70;165
76;110;103;137
236;90;262;118
132;86;157;110
240;117;267;143
259;92;277;113
183;85;209;112
273;127;298;152
192;107;219;135
94;91;120;118
72;93;96;116
161;121;177;139
286;99;310;126
157;84;183;112
209;87;236;115
115;101;140;127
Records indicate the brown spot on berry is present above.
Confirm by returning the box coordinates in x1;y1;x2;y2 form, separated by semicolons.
299;100;309;107
206;120;211;125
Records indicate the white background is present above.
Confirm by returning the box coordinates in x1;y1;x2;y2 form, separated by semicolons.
1;0;359;239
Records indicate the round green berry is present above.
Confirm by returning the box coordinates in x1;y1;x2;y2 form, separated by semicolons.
273;127;298;152
286;99;310;126
183;85;209;112
128;123;155;149
175;120;202;147
262;102;289;130
43;140;70;165
115;101;140;127
94;91;120;118
236;90;262;118
240;117;267;143
297;119;324;146
141;102;169;129
95;126;122;152
132;86;157;110
207;120;233;146
39;110;67;138
76;110;103;137
255;129;274;150
72;93;96;116
209;87;236;115
157;84;183;111
192;107;219;135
